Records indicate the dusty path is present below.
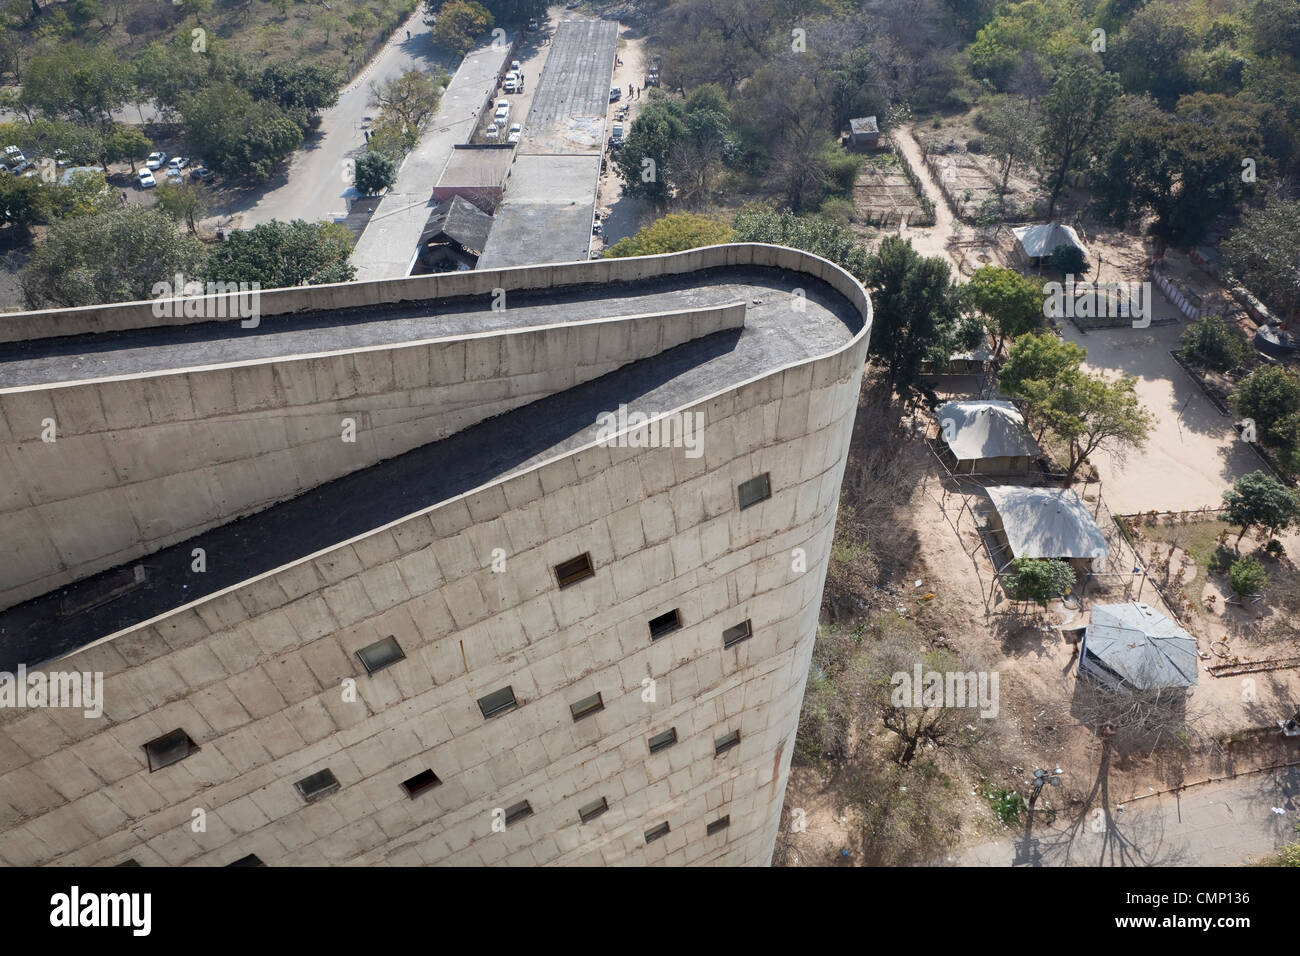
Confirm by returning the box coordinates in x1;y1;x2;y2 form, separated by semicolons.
891;125;960;270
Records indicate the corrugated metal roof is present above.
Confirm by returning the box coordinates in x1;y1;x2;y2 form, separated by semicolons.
937;400;1040;460
1082;602;1198;689
420;196;494;254
1012;222;1088;259
850;116;879;135
986;485;1108;559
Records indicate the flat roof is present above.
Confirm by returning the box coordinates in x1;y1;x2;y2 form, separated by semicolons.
0;262;865;667
986;485;1108;560
436;145;515;190
477;154;600;269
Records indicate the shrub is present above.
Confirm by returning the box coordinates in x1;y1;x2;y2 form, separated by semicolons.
1048;243;1088;274
1003;558;1076;606
354;150;397;195
1180;315;1248;372
1228;556;1268;596
967;136;984;153
984;786;1025;827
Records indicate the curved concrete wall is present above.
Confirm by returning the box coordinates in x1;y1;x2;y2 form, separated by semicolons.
0;302;745;611
0;245;871;867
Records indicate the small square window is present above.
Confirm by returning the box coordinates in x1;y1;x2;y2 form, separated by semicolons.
295;768;341;803
227;854;265;867
143;728;198;772
714;730;741;756
356;635;405;674
478;685;518;719
401;769;442;798
555;553;595;588
644;821;670;843
578;797;609;823
569;692;604;722
647;728;678;754
503;800;533;826
648;609;682;640
722;620;752;649
707;815;730;836
737;473;771;510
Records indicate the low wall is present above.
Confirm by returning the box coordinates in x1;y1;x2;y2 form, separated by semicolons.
0;302;746;611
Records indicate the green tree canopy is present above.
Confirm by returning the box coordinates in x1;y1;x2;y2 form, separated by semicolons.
965;265;1045;354
1003;557;1076;605
432;0;494;55
604;213;734;257
180;83;303;181
1221;470;1300;545
1179;315;1248;372
354;150;397;195
19;205;206;308
1222;198;1300;324
204;219;356;289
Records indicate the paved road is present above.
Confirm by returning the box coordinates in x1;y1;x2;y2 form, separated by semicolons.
237;6;451;229
950;765;1299;866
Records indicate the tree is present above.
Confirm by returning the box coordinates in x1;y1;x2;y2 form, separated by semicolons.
614;102;685;205
1003;558;1076;605
178;0;213;25
41;169;117;220
19;206;206;308
604;213;734;258
354;150;397;195
965;265;1044;354
1110;1;1194;107
1037;66;1121;220
1091;99;1256;248
252;62;342;119
1000;333;1152;480
346;8;379;43
1233;365;1300;446
154;181;209;235
1179;315;1248;372
204;220;356;289
730;205;871;282
103;124;152;172
1047;242;1087;274
0;173;43;233
1221;471;1300;545
21;44;135;128
862;235;964;403
1222;198;1300;325
432;0;493;55
981;94;1039;203
368;70;447;154
181;83;303;181
1228;555;1269;595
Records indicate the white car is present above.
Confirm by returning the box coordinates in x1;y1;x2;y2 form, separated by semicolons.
146;151;167;171
493;99;510;123
138;169;157;188
511;60;521;73
507;123;522;144
168;156;189;172
485;124;499;140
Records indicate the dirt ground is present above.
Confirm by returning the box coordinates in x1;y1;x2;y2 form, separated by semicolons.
851;153;928;231
592;30;652;252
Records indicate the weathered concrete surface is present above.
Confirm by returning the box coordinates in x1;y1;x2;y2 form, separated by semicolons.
0;245;872;868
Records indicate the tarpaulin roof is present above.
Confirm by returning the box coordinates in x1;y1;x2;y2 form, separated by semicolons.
937;400;1040;460
1083;602;1199;689
1012;222;1088;259
986;485;1108;559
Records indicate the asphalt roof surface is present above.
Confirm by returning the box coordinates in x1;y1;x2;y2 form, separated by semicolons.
0;265;863;668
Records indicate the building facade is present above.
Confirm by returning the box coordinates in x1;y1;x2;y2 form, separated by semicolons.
0;245;871;866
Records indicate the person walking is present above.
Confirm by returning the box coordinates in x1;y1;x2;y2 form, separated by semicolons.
406;29;411;40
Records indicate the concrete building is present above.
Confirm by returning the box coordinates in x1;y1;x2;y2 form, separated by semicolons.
0;244;871;867
415;197;494;273
431;146;516;213
847;117;880;151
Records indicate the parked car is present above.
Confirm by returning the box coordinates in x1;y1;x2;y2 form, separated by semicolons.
189;166;213;181
526;17;539;31
507;123;522;144
4;145;23;163
610;123;624;149
609;87;621;102
146;151;167;171
504;72;521;93
138;169;157;188
493;99;510;122
11;159;32;175
168;157;189;172
485;124;500;140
